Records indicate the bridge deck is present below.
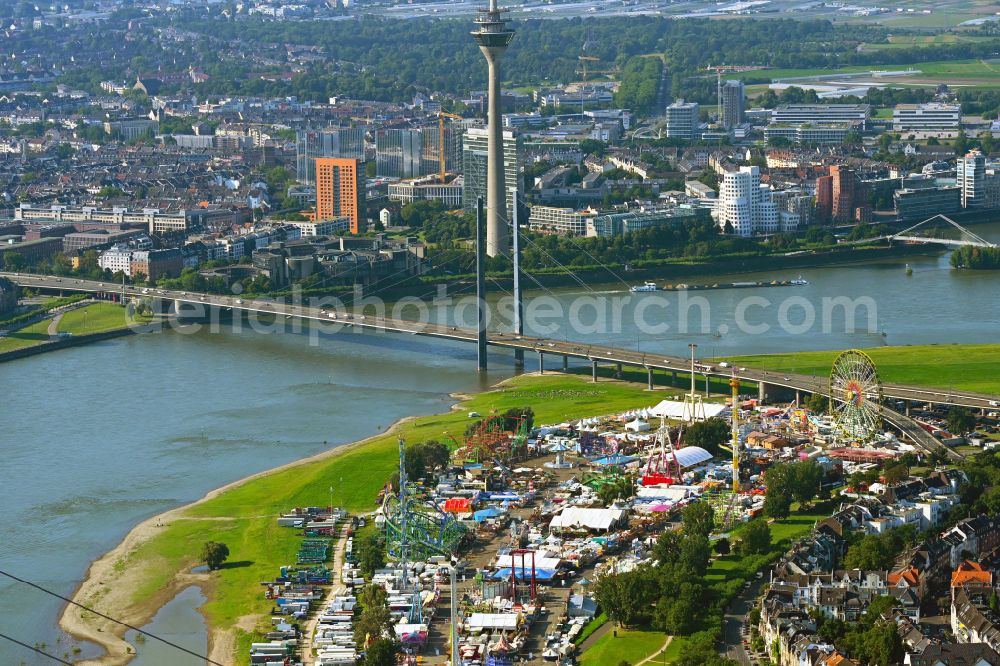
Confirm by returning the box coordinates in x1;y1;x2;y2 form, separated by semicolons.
4;271;995;459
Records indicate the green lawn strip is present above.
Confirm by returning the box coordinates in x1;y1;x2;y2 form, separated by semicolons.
719;344;1000;395
730;59;1000;83
57;303;139;335
0;318;52;352
116;375;658;655
575;612;609;645
579;628;666;666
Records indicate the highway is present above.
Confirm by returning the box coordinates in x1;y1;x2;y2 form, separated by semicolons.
4;271;996;458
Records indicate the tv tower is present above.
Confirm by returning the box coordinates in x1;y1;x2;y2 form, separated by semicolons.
472;0;514;257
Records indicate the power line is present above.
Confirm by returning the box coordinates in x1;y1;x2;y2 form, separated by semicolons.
0;569;224;666
0;632;73;665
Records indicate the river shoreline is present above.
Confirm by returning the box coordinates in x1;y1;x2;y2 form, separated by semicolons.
56;379;508;666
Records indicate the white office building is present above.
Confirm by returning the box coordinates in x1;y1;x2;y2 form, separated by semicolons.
665;100;700;140
283;217;351;237
716;166;779;237
771;104;871;128
957;149;987;208
97;244;134;276
527;206;598;236
892;103;961;133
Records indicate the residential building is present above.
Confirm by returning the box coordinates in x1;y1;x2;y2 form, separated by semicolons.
771;104;871;128
716;166;779;236
462;127;523;219
315;158;364;234
527;206;598;236
664;100;700;140
957;149;987;208
831;165;862;224
721;80;745;129
295;128;365;184
815;175;834;224
129;248;183;281
892;103;961;133
905;643;1000;666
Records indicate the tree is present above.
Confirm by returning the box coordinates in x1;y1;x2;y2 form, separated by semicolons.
200;541;230;570
739;520;771;556
881;462;909;485
678;535;711;577
763;488;792;519
593;567;654;628
946;407;976;436
714;537;730;555
683;418;730;456
2;252;25;271
788;459;822;507
356;533;386;577
364;637;398;666
355;584;395;649
763;465;792;519
805;392;829;414
681;501;715;538
674;631;739;666
955;129;969;156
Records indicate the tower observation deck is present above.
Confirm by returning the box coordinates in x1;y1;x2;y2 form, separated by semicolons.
472;0;514;257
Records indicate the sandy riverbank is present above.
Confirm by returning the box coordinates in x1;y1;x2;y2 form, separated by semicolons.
57;376;515;666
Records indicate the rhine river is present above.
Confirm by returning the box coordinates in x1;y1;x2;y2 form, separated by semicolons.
1;223;998;664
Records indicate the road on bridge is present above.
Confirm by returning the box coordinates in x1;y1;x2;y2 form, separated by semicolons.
5;271;996;459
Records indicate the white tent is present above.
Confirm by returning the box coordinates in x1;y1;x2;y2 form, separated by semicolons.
549;507;627;532
625;419;650;432
495;553;562;570
648;399;728;421
467;613;521;631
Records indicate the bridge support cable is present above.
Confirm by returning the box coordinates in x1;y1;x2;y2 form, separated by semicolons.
476;197;488;372
893;214;996;248
511;188;525;368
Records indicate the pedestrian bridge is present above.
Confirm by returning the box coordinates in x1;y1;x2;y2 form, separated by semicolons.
848;214;996;249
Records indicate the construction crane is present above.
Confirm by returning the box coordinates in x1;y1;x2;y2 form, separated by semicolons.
437;111;464;183
576;55;616;113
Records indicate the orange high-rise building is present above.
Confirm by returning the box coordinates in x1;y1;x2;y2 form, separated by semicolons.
815;175;833;223
315;157;363;234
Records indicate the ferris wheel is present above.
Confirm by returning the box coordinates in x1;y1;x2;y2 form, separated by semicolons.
829;349;883;443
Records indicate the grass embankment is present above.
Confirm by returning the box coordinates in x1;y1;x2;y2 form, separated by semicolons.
579;629;666;666
731;58;1000;86
721;344;1000;395
57;302;148;335
0;318;52;352
89;375;660;663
